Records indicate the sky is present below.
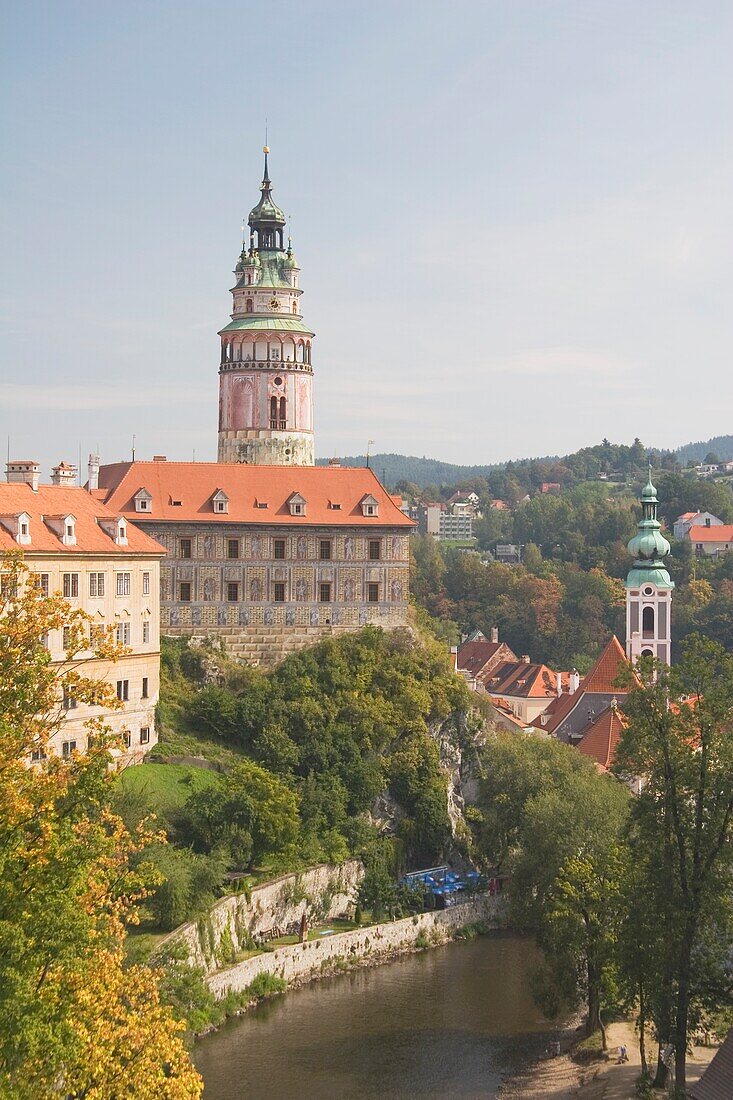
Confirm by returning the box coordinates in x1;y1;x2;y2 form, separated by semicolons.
2;1;732;477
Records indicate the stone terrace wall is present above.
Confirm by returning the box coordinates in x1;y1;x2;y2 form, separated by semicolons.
208;895;503;998
160;860;363;974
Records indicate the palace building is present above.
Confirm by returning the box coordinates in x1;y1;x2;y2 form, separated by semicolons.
97;150;415;664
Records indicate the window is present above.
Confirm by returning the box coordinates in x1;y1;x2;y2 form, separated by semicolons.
368;582;380;603
214;500;228;513
227;539;240;560
65;523;74;539
642;606;655;638
369;540;381;561
31;748;46;762
274;582;286;602
180;582;191;602
62;626;71;651
142;620;150;644
319;582;332;603
138;498;149;511
63;573;79;598
246;298;253;313
90;623;106;648
116;680;129;702
274;539;286;559
180;538;192;559
319;540;332;561
142;571;150;595
292;300;298;314
20;520;29;538
62;684;76;710
40;632;49;650
123;731;131;749
227;582;239;602
37;573;49;597
61;741;77;758
89;572;105;597
140;727;150;745
116;622;131;646
141;677;149;699
116;573;131;596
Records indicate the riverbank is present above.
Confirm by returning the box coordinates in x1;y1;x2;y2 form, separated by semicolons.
498;1019;719;1099
207;895;503;1002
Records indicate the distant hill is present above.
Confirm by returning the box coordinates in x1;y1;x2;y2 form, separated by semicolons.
316;453;510;486
675;435;733;464
317;434;732;490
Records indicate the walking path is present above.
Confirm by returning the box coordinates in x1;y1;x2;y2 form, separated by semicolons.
500;1020;718;1099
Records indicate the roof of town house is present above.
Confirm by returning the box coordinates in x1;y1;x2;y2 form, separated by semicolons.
576;702;626;770
491;698;531;732
456;640;517;678
678;511;702;521
532;686;580;732
581;635;631;693
690;1029;733;1100
533;636;634;736
486;660;570;700
687;524;733;543
0;483;165;556
96;462;416;528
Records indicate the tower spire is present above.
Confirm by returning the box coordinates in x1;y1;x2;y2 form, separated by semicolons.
624;468;674;665
262;144;271;188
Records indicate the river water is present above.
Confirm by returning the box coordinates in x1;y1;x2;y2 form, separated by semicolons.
194;933;559;1099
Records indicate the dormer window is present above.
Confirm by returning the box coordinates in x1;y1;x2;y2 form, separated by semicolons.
116;519;127;546
212;489;230;514
134;488;152;514
255;500;268;510
19;517;30;543
63;515;76;546
360;494;379;518
288;493;307;517
98;516;128;545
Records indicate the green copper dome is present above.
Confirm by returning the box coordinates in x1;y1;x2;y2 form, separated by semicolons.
625;467;674;591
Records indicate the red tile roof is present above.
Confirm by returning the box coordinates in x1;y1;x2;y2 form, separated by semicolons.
0;484;164;556
576;704;626;770
456;640;516;678
688;524;733;543
690;1029;733;1100
97;462;416;528
487;660;569;700
581;635;631;693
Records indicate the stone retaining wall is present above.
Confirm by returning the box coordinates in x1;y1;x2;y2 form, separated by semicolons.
208;895;503;998
158;860;363;973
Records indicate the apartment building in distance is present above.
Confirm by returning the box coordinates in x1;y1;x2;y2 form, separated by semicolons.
0;460;165;761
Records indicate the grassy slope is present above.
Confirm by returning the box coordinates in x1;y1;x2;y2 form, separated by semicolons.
117;762;219;819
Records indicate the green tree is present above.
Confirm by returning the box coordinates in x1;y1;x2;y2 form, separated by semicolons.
614;637;733;1092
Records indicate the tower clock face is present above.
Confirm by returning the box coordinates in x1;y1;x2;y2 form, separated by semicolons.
269;298;280;311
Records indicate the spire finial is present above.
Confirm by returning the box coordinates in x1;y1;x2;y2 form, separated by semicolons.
262;143;271;186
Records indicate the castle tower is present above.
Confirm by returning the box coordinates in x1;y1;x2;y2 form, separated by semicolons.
625;468;674;664
217;148;315;465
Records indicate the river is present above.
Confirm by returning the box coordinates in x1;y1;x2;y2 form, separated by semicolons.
194;933;560;1099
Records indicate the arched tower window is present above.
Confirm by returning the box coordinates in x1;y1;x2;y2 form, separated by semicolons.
246;298;253;313
279;396;286;427
245;273;252;285
292;301;297;314
642;606;655;638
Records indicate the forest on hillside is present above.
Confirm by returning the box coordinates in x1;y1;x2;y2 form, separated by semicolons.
317;434;733;489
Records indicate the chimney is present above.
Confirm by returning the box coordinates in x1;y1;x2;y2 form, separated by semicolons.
327;457;341;467
521;654;531;664
490;626;499;644
556;671;563;697
570;669;580;693
450;645;458;671
6;460;40;492
50;461;77;487
88;453;100;491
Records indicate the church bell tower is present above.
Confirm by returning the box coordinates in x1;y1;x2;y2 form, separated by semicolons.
217;148;315;465
625;469;674;665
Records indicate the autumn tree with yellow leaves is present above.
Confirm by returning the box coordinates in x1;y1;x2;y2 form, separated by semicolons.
0;554;202;1098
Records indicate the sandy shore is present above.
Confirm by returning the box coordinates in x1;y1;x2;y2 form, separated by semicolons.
499;1020;718;1099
